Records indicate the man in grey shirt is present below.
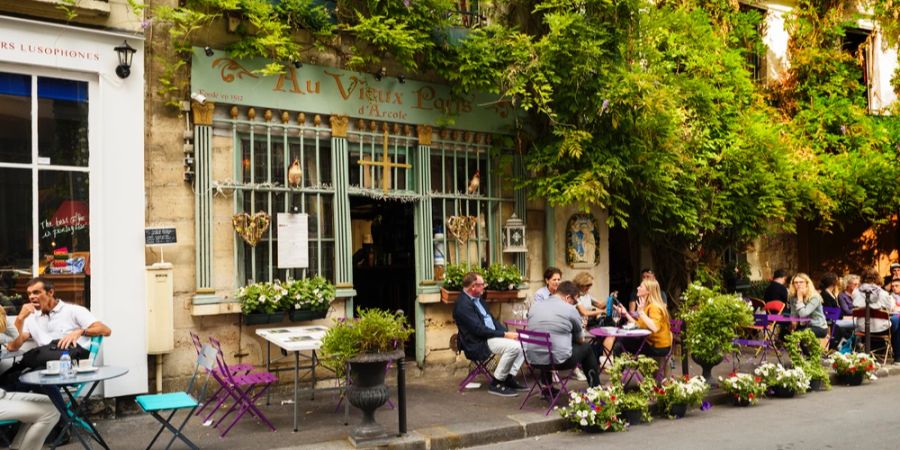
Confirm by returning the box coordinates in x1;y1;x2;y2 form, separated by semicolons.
526;281;600;387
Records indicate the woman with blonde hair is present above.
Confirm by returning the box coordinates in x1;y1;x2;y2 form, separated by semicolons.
788;272;828;340
572;272;605;325
614;279;671;357
0;306;18;346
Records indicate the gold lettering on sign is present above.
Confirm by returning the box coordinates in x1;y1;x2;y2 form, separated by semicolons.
272;67;320;95
324;70;404;105
212;58;259;83
357;131;413;193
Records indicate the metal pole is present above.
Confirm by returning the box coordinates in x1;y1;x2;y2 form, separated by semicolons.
681;323;689;376
864;290;872;353
397;357;407;436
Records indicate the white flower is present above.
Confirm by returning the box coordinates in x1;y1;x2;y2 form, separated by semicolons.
579;419;588;426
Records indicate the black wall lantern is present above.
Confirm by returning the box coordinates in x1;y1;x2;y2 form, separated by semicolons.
114;40;136;79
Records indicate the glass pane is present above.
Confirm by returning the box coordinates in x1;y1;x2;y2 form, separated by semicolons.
37;170;90;307
321;196;334;238
0;73;32;164
0;168;32;312
38;77;88;167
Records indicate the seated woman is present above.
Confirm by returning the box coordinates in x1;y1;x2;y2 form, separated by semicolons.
788;273;828;347
573;272;605;328
533;267;562;303
614;279;671;358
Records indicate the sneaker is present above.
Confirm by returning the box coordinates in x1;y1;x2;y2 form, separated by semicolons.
573;368;587;381
504;375;529;391
488;381;518;397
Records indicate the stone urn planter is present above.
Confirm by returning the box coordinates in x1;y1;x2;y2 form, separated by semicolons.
347;349;405;444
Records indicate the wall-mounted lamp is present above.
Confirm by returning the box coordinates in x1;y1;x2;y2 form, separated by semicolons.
502;213;527;253
114;40;136;79
204;46;214;57
397;74;406;84
293;61;303;69
190;92;207;105
374;67;387;81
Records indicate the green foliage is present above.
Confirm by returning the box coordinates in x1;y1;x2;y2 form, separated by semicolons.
483;263;523;291
681;284;753;364
608;354;658;422
236;280;289;314
718;372;766;404
287;276;336;312
557;386;627;431
320;308;413;377
442;263;482;291
783;329;829;388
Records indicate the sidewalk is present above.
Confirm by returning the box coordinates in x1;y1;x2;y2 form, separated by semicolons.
79;355;900;450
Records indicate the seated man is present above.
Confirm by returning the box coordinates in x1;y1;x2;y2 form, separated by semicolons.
453;272;526;397
526;281;600;387
3;277;112;403
853;269;900;364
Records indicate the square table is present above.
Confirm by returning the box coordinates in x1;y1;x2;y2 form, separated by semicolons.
255;325;330;432
20;365;128;450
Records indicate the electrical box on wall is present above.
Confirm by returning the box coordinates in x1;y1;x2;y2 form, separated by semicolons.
146;263;174;354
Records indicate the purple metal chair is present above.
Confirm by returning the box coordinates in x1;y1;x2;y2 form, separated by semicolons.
654;319;683;382
452;333;496;392
207;337;277;437
823;306;842;352
189;332;253;419
517;329;575;416
732;313;776;370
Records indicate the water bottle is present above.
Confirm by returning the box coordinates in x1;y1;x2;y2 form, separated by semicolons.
60;352;74;379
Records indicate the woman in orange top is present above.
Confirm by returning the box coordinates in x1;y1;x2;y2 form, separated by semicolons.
614;279;671;357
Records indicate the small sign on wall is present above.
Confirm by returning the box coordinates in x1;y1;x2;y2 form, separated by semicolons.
277;213;309;268
145;227;177;245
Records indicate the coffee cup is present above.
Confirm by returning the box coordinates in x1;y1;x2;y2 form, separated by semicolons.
46;360;61;374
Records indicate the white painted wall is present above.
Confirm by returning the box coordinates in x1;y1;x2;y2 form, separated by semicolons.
0;15;147;397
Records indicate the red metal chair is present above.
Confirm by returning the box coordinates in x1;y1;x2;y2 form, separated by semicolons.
517;329;576;416
765;301;786;315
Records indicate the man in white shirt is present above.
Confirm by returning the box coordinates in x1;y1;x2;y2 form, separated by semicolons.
8;277;111;353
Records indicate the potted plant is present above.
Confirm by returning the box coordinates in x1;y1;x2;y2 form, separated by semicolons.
287;276;336;322
680;283;754;381
237;281;287;325
755;363;809;398
320;308;413;443
483;263;525;302
784;329;831;391
654;375;709;418
440;263;481;303
831;352;879;386
718;372;766;406
557;386;627;433
607;354;657;424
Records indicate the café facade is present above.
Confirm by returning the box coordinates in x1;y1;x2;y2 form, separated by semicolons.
151;47;612;381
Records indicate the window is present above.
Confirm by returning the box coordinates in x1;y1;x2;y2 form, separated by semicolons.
738;3;767;84
429;132;513;266
842;27;872;108
230;119;335;284
0;71;91;309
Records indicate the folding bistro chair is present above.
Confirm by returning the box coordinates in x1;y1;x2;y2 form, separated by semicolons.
516;329;575;416
732;314;778;369
189;332;252;419
655;319;682;381
62;336;103;432
823;306;843;352
135;344;217;450
208;337;277;437
851;308;894;365
0;420;16;447
748;297;767;313
451;333;496;392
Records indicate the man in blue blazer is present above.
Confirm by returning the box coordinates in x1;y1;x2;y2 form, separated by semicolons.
453;272;527;397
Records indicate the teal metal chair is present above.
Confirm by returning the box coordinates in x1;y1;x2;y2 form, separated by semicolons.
135;344;216;450
0;419;17;446
63;336;104;432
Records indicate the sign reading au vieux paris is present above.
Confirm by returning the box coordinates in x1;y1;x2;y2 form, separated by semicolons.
190;47;516;133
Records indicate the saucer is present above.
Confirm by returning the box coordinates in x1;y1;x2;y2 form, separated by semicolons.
40;369;60;376
75;366;98;373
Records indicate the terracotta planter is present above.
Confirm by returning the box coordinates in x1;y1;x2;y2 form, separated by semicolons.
484;290;520;303
440;288;460;304
289;309;327;322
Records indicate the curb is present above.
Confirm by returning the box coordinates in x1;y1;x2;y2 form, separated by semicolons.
279;363;900;450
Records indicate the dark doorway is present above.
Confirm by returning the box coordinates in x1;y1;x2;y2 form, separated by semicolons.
608;226;634;301
350;197;416;355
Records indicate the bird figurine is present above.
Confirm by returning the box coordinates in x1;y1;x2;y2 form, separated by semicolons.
288;159;302;187
467;170;480;194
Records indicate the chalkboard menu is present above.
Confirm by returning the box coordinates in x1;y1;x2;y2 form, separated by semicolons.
145;227;177;245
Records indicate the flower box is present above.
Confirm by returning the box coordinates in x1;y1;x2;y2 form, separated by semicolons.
440;287;459;304
289;309;327;322
243;312;269;325
484;290;521;303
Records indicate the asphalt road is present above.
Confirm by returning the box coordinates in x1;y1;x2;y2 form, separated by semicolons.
471;374;900;450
